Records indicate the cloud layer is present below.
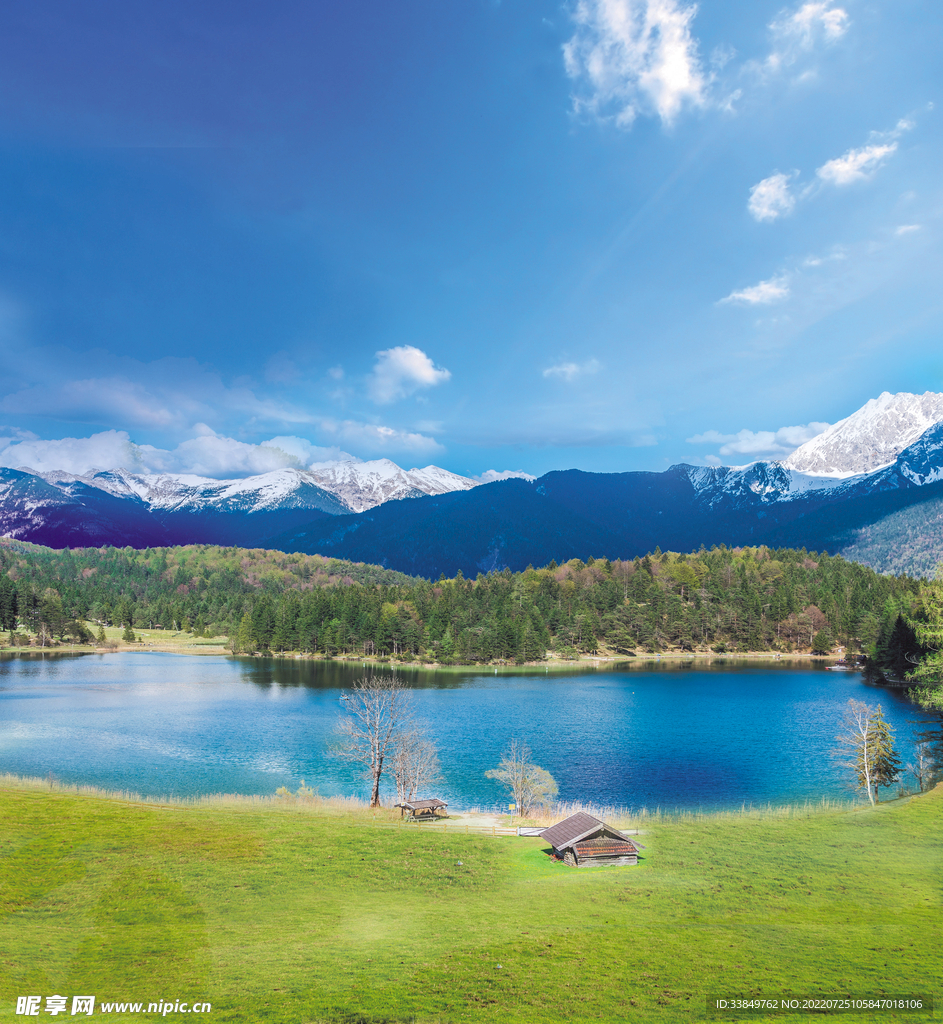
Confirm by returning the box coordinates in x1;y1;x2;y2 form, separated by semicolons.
688;421;831;460
0;429;360;479
474;469;538;484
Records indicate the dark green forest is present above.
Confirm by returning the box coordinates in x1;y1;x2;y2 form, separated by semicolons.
0;538;926;665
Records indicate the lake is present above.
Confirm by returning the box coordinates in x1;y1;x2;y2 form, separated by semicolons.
0;653;935;811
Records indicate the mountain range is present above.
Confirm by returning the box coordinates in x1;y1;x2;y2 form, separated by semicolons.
3;391;943;577
0;459;479;549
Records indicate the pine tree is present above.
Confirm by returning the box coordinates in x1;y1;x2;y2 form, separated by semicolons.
237;612;256;654
811;629;832;656
0;575;17;630
867;707;902;800
439;626;455;663
875;614;920;679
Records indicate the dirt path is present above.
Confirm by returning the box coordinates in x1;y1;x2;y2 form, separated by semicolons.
444;811;509;828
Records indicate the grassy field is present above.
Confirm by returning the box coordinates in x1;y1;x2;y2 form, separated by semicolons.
0;624;230;656
1;780;940;1024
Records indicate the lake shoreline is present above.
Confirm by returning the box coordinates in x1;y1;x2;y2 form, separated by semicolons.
0;635;847;669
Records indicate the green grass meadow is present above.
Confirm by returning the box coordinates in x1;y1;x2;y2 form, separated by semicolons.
1;781;940;1023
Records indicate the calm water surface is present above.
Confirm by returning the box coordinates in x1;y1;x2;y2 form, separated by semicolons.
0;653;933;810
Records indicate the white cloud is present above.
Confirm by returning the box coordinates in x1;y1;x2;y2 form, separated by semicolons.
895;223;921;236
0;428;360;479
474;469;538;484
816;142;898;186
719;275;790;305
367;345;451;404
687;421;830;458
0;429;143;476
748;172;796;222
815;118;913;186
266;435;357;467
542;358;602;382
770;2;849;49
763;1;849;73
563;0;706;127
748;118;915;224
141;432;359;478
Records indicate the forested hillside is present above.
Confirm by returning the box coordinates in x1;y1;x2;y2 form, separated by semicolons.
0;540;922;663
763;479;943;579
0;541;415;643
839;492;943;578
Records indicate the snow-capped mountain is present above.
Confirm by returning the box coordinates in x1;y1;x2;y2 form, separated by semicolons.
21;460;479;518
782;391;943;476
33;467;350;515
0;458;481;549
4;390;943;572
279;396;943;579
306;459;478;513
684;391;943;508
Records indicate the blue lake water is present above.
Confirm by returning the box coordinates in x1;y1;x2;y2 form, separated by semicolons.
0;652;935;811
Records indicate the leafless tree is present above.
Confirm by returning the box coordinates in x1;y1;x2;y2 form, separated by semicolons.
390;726;442;804
486;739;558;816
334;675;414;807
906;741;937;793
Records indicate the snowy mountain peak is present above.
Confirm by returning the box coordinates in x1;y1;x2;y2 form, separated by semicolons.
305;459;478;513
783;391;943;476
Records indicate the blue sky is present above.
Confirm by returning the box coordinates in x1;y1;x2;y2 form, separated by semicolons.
0;0;940;480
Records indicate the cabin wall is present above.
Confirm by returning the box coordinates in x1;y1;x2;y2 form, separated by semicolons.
574;854;637;868
556;849;637;867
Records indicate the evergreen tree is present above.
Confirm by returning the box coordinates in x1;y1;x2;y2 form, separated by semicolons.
910;576;943;710
811;630;832;656
237;612;256;654
867;707;902;800
0;575;17;630
874;615;920;679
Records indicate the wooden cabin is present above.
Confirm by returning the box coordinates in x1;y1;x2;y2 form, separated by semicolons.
394;799;448;820
541;811;640;867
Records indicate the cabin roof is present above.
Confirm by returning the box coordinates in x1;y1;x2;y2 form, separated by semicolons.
541;812;632;851
574;838;638;857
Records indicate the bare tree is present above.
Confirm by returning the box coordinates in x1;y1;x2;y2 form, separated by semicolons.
334;675;414;807
835;699;901;805
486;739;558;816
906;741;937;793
390;726;442;804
